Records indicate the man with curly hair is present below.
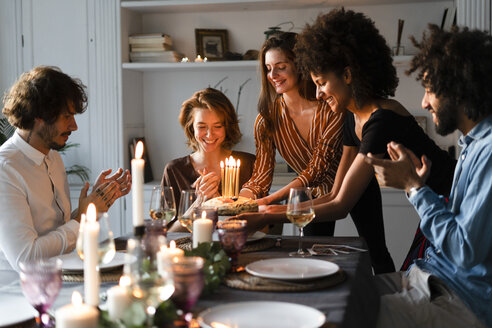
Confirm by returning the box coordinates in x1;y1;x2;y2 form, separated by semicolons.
365;25;492;327
0;66;131;283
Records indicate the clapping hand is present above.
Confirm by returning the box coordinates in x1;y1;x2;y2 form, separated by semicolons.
363;142;430;192
77;168;132;220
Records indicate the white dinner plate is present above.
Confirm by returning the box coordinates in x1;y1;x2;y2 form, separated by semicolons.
0;295;37;326
198;301;325;328
245;258;339;281
56;251;126;272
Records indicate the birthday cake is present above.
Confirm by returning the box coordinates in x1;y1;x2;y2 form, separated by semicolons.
202;196;258;216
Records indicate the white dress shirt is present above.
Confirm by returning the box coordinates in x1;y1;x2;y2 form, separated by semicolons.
0;132;79;275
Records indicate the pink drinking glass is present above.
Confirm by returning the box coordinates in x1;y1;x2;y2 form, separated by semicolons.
19;258;63;328
171;256;205;327
216;220;248;272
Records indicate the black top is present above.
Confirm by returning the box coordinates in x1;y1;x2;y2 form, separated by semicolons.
344;109;456;196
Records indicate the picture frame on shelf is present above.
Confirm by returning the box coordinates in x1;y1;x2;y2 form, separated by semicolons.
195;29;229;61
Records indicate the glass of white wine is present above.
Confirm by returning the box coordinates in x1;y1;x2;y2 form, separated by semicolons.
124;237;175;327
149;186;176;224
177;190;202;232
76;212;116;264
286;187;315;257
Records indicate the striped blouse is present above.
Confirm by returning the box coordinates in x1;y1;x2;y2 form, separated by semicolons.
242;96;344;199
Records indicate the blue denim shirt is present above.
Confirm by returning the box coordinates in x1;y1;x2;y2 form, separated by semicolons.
409;115;492;327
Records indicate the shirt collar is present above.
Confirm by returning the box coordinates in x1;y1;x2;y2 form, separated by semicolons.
12;131;49;166
458;115;492;148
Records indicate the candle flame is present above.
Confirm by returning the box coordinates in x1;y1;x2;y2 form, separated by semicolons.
202;211;207;219
135;141;144;159
237;159;241;168
170;240;176;249
119;275;131;287
87;203;97;223
72;291;83;306
220;161;224;168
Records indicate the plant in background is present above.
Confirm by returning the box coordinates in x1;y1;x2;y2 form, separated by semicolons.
210;76;251;114
0;117;90;182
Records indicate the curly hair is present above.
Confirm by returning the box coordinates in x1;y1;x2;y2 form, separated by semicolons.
179;88;241;151
408;24;492;121
295;8;398;107
2;66;87;130
258;32;317;138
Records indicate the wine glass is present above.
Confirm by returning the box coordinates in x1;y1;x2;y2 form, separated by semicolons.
76;212;116;265
171;256;205;326
177;190;202;232
19;258;63;328
286;187;315;257
125;237;175;327
150;186;176;224
216;220;248;272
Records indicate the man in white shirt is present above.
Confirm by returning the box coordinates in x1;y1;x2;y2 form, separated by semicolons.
0;66;131;282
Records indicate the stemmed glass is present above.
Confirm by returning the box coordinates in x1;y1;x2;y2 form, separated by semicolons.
171;256;205;327
286;187;315;257
177;190;202;232
19;258;63;328
150;186;176;224
76;212;116;265
125;237;175;327
216;219;248;273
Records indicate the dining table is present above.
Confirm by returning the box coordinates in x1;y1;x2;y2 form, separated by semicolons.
0;233;380;328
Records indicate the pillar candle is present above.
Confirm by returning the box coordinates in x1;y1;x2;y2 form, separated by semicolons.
55;291;98;328
156;240;184;277
132;141;145;227
192;211;213;248
107;276;132;322
235;159;241;197
84;203;100;307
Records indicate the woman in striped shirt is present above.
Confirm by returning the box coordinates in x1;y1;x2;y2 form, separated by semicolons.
240;32;344;236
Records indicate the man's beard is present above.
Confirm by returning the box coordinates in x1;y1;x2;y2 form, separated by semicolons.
36;124;65;150
434;97;459;136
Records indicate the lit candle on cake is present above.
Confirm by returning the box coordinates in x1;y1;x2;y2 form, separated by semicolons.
224;157;229;197
220;160;225;197
192;211;213;248
55;291;99;328
235;159;241;197
84;203;99;307
132;141;145;230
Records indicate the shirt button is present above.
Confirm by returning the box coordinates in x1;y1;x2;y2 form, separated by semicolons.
461;154;465;160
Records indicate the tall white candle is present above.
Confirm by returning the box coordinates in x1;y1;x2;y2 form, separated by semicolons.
132;141;145;227
55;291;99;328
192;211;213;248
84;203;100;307
220;161;224;196
235;159;241;197
224;157;229;198
107;276;132;322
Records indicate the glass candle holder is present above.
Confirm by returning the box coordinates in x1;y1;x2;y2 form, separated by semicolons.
216;220;248;272
171;256;205;326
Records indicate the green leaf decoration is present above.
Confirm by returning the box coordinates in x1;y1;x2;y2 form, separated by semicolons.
184;242;231;295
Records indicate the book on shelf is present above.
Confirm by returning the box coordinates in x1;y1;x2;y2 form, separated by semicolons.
130;50;184;63
129;33;173;46
130;43;173;52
